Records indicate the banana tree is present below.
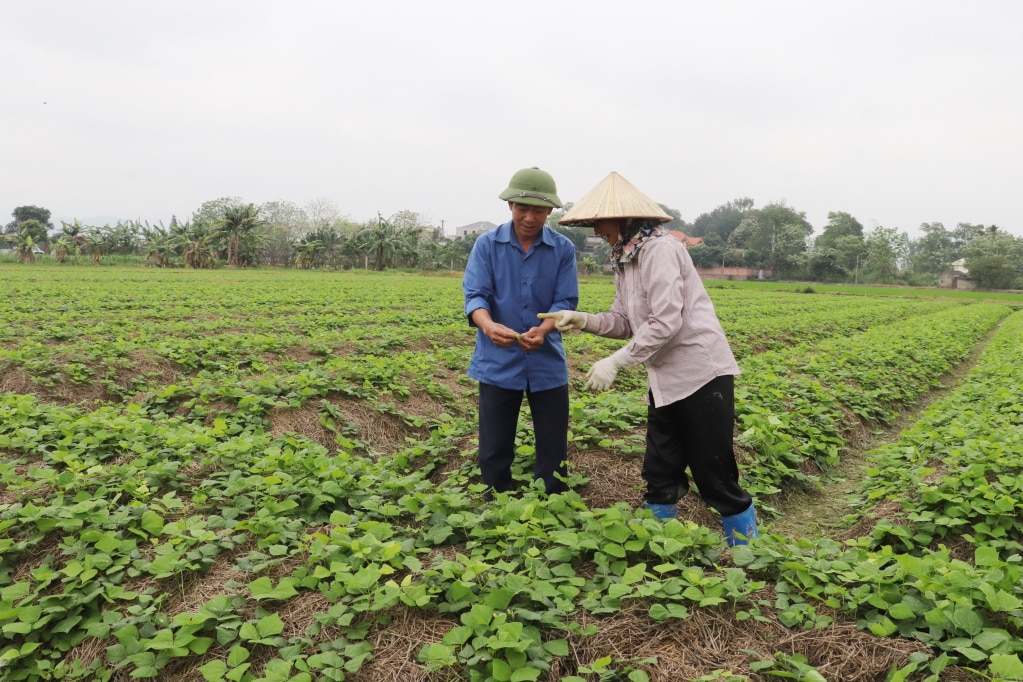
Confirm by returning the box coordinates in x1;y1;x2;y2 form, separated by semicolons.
54;220;87;264
214;204;267;267
291;237;323;269
354;215;420;271
15;229;38;263
169;221;216;269
140;224;177;267
83;228;106;265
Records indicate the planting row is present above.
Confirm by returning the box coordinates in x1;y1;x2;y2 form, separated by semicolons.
570;301;1012;506
0;269;968;402
1;309;1018;679
732;309;1023;679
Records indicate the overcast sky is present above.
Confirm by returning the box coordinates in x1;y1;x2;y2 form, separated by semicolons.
3;1;1021;238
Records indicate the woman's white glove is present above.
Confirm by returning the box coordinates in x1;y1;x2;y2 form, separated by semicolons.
585;356;621;392
537;310;591;333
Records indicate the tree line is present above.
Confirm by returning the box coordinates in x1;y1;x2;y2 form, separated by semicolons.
4;197;1022;289
2;200;480;273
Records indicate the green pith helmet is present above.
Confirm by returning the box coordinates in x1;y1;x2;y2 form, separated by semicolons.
498;167;563;208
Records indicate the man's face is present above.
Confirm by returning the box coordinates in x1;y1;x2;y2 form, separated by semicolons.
509;202;553;240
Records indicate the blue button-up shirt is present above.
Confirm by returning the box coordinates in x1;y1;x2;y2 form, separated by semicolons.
463;221;578;391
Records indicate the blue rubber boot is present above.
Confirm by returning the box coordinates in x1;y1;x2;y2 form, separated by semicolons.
643;503;677;521
721;503;759;546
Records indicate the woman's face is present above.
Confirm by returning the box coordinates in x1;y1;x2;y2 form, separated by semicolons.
592;219;622;243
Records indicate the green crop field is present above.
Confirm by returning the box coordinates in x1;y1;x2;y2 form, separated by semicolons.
2;266;1023;681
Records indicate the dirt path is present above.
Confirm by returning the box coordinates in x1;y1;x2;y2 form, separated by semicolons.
765;334;991;541
764;431;895;540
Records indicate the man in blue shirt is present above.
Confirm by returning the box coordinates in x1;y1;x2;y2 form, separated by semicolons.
463;167;579;498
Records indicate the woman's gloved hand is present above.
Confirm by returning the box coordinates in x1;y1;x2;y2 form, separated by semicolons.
585;356;621;392
537;310;592;333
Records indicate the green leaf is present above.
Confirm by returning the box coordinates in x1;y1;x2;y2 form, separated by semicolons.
198;660;227;682
648;603;670;622
2;622;32;635
951;606;984;636
621;563;647;586
990;654;1023;679
485;587;515;611
491;658;512;681
442;625;472;646
95;533;121;553
260;658;292;681
189;636;215;654
419;642;455;665
256;613;285;638
247;576;298;601
239;622;259;642
887;602;916;620
601;542;627;558
868;616;897;637
543;639;569;657
972;629;1011;652
226;645;250;667
141;511;165;536
225;663;251;682
602;522;630;543
953;645;988;663
511;666;541;681
148;628;176;650
147;552;181;577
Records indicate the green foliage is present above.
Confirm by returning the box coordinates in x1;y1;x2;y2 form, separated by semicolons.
0;269;1022;680
966;255;1018;289
5;205;53;236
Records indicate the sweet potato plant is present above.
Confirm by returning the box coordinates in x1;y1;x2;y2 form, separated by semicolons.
1;267;1022;681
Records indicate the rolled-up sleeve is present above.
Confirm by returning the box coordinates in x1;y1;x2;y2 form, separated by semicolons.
463;239;493;325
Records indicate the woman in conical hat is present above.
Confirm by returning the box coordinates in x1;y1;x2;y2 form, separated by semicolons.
541;171;758;545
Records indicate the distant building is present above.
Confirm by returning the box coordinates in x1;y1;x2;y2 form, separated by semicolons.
666;230;703;248
453;221;497;238
697;266;773;281
938;271;977;290
938;259;977;290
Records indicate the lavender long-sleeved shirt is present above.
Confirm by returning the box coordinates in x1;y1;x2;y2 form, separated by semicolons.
585;234;739;407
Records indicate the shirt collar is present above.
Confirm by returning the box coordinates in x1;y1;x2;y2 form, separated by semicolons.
495;220;552;245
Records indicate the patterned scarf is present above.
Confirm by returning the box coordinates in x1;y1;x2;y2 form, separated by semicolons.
610;219;666;270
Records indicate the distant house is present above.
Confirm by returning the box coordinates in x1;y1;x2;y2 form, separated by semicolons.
938;271;977;290
698;266;773;281
666;230;703;248
453;221;497;238
665;230;768;280
938;259;977;290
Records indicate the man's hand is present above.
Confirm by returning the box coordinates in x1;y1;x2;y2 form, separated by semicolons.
537;310;591;333
585;356;621;392
515;327;545;351
485;322;522;348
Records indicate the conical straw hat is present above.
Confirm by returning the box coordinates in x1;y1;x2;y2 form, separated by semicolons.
560;171;672;226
